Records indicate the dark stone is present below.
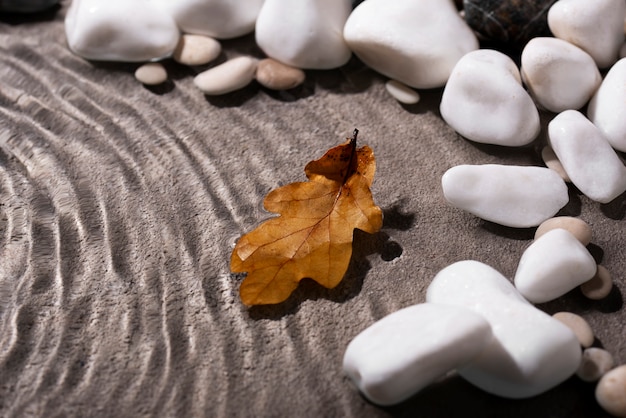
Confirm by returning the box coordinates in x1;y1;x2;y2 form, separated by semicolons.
464;0;557;46
0;0;58;13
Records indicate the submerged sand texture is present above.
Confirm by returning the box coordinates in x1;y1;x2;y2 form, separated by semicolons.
1;4;625;417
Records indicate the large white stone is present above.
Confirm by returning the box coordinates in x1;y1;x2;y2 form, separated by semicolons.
426;260;582;399
441;165;569;228
343;303;492;406
65;0;179;62
548;0;626;68
521;37;602;113
154;0;264;40
548;110;626;203
343;0;478;89
440;49;540;146
587;58;626;152
515;229;597;303
255;0;352;70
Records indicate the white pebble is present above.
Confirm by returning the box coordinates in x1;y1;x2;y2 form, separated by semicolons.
426;261;582;399
587;58;626;152
596;365;626;417
521;37;601;113
173;34;221;66
548;0;626;68
344;0;478;89
515;229;597;304
440;49;540;146
548;110;626;203
154;0;263;39
577;348;614;382
343;303;492;405
194;56;258;95
134;62;167;85
385;80;420;104
65;0;179;62
441;164;569;228
255;0;352;69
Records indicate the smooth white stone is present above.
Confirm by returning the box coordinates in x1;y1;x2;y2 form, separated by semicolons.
441;49;540;146
587;58;626;152
193;56;258;95
65;0;179;62
385;80;420;104
134;62;167;85
441;164;569;228
548;0;626;68
521;37;602;113
344;0;478;89
548;110;626;203
343;303;492;406
154;0;264;40
515;229;597;304
426;260;582;399
173;34;221;66
255;0;352;70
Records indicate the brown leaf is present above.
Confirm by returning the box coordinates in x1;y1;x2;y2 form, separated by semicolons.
230;130;383;306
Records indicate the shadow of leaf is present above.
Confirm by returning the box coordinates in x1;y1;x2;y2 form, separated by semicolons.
247;202;417;320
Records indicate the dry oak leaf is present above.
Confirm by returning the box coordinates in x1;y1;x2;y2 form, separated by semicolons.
230;130;383;306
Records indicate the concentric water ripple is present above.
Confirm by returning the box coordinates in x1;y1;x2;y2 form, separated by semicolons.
1;7;625;418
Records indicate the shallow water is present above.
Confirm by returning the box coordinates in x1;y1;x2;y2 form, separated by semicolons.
1;5;624;418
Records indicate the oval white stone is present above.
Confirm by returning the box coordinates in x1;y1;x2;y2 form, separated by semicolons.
343;303;492;406
255;0;352;70
441;164;569;228
515;229;597;303
344;0;478;89
548;110;626;203
548;0;626;68
521;37;602;113
426;260;582;399
440;49;540;146
193;56;258;95
65;0;179;62
587;58;626;152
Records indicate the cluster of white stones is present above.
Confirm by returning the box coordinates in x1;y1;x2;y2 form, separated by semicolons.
344;217;623;411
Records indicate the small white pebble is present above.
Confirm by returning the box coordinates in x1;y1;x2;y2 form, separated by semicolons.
581;265;613;300
596;365;626;417
134;62;168;85
516;229;596;304
576;347;614;382
552;311;595;348
534;216;591;246
385;80;420;104
173;34;221;66
194;56;258;95
541;145;570;182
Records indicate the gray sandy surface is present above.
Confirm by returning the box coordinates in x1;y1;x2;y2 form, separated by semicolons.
1;3;624;417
